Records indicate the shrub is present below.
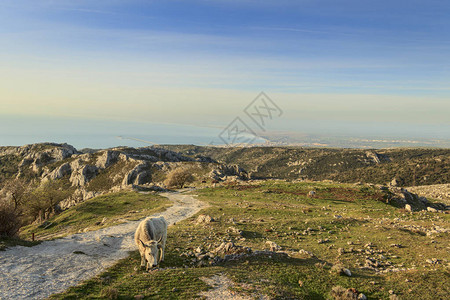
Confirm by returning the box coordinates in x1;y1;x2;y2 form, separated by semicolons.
0;198;21;237
100;287;118;299
164;167;195;188
330;286;358;300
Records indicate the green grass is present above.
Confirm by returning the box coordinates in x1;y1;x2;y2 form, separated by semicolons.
50;181;450;299
0;236;40;251
19;191;171;240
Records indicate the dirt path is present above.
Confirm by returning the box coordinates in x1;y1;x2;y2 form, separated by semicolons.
0;191;205;299
199;274;269;300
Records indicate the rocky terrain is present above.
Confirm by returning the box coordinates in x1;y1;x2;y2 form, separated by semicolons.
1;143;449;299
162;145;450;186
50;181;449;299
1;143;449;226
406;184;450;205
0;143;247;214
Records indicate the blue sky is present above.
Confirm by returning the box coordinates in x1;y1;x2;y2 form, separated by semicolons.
0;0;449;147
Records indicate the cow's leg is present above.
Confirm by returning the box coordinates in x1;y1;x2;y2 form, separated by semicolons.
160;247;165;262
160;238;166;261
140;254;146;269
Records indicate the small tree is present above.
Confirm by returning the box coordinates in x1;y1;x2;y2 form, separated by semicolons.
164;168;195;189
2;178;32;211
24;181;70;224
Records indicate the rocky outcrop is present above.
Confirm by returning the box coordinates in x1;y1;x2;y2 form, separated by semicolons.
95;150;120;169
406;184;450;205
209;164;248;181
13;144;78;173
365;151;390;164
0;143;77;159
57;188;102;210
383;186;448;212
122;163;151;186
0;142;249;213
69;160;98;187
49;163;72;180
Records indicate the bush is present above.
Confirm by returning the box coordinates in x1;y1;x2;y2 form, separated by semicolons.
330;286;358;300
164;167;195;188
100;287;118;299
0;198;21;237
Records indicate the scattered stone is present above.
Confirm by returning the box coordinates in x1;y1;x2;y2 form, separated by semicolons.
358;293;367;300
364;242;373;248
318;238;329;244
405;204;412;212
343;268;352;277
330;264;349;276
426;258;440;264
427;207;438;213
213;241;252;258
299;249;315;257
196;214;214;224
265;241;281;251
227;226;243;236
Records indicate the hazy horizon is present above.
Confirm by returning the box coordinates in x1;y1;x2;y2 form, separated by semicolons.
1;114;449;149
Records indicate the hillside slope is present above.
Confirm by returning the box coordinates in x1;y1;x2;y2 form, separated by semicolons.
162;145;450;186
0;143;245;226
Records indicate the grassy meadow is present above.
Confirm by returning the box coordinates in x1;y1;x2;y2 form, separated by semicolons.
19;191;171;241
47;181;449;299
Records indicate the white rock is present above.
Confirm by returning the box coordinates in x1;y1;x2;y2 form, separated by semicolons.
358;293;367;300
265;241;281;251
405;204;412;212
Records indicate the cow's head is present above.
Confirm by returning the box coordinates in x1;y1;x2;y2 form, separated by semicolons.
139;239;163;270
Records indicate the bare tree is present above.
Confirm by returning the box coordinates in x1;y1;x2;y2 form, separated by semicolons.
2;178;32;211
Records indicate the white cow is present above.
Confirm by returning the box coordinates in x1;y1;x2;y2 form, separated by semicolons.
134;216;167;270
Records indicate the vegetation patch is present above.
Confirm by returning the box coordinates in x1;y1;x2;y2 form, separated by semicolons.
19;191;171;240
0;236;40;251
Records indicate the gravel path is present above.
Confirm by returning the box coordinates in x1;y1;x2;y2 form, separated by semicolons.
0;191;205;299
